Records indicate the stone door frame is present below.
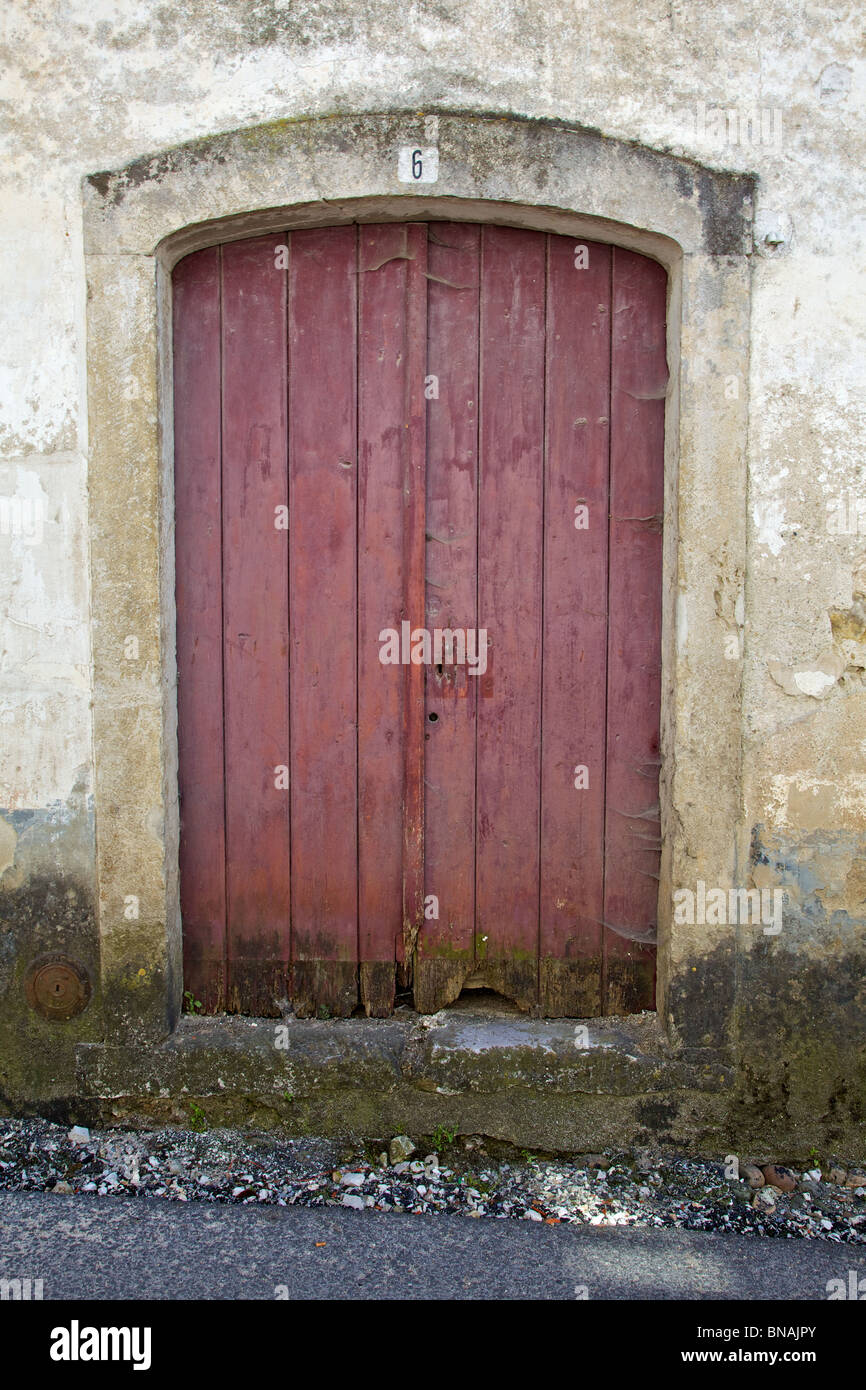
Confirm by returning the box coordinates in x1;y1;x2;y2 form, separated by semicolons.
83;110;754;1049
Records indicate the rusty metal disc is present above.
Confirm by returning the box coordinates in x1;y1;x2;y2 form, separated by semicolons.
25;954;91;1021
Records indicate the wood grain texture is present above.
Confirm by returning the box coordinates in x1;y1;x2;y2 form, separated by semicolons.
288;226;359;1018
221;235;290;1017
416;223;481;1013
474;225;546;1011
603;247;667;1013
357;224;427;1016
539;237;611;1017
400;225;429;987
174;247;226;1013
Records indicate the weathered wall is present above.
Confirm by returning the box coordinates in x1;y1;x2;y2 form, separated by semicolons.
1;1;864;1150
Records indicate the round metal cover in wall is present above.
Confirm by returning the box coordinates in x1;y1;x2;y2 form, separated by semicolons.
25;955;91;1021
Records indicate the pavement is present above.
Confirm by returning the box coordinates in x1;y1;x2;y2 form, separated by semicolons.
1;1189;864;1301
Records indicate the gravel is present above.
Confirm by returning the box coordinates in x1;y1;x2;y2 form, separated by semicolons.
0;1117;863;1243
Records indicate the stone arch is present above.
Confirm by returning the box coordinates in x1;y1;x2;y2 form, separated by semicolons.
83;111;753;1045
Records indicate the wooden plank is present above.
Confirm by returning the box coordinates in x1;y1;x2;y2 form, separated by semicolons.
357;224;427;1015
174;247;226;1014
288;226;359;1018
221;235;291;1016
539;237;611;1017
401;226;429;992
603;247;667;1013
475;225;546;1011
415;223;481;1013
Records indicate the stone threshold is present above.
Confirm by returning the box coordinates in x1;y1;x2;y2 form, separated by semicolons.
73;1001;734;1153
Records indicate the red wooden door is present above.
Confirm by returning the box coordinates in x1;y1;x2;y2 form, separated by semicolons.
173;223;666;1019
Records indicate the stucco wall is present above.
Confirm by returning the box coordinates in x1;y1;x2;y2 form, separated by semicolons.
1;1;864;1147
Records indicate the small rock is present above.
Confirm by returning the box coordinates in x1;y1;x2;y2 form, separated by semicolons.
638;1185;651;1199
341;1193;365;1210
828;1167;847;1185
378;1152;388;1166
804;1168;822;1182
389;1135;415;1164
582;1154;610;1170
761;1164;796;1193
68;1126;90;1145
52;1180;73;1194
742;1163;765;1189
753;1188;777;1212
340;1171;366;1187
524;1208;542;1221
409;1160;425;1174
845;1171;866;1189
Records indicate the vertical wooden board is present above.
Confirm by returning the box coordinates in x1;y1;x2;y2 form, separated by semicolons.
288;227;359;1018
416;223;481;1013
539;237;610;1017
603;247;667;1013
357;224;427;1015
174;248;226;1013
221;235;291;1016
400;225;429;990
475;225;546;1011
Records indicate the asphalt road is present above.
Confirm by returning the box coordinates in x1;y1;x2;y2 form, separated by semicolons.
1;1190;864;1300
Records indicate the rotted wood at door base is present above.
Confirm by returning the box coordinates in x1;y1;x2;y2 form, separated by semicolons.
173;222;666;1019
